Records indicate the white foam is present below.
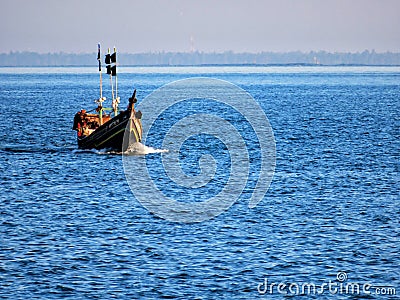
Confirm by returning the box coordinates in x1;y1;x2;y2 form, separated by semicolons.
124;142;168;155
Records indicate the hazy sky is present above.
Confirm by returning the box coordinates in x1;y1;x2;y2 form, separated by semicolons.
2;0;399;53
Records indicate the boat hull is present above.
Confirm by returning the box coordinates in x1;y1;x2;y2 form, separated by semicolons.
77;110;142;151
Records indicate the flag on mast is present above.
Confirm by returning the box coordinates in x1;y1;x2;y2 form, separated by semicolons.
97;43;101;71
111;48;117;64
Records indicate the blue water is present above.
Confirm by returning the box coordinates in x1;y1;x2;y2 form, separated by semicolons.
0;66;399;299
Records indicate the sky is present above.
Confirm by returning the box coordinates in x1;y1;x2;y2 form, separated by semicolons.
2;0;400;54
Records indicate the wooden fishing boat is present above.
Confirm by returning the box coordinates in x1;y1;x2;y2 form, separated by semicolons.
72;44;142;151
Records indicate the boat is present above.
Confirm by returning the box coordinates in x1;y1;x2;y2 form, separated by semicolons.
72;44;142;151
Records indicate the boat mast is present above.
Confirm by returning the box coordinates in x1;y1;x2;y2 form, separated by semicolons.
97;43;105;125
98;43;102;99
114;47;118;100
106;48;115;104
111;47;119;116
105;47;119;116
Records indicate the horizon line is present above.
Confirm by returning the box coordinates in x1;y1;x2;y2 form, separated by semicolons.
1;49;400;55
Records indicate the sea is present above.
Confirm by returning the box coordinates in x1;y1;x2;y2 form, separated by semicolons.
0;66;399;299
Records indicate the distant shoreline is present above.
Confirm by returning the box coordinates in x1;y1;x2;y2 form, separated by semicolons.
1;51;400;67
1;63;400;68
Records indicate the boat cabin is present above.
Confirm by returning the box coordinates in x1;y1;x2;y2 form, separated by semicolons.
73;109;112;137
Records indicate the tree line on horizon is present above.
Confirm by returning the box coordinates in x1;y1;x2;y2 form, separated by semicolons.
1;50;399;66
